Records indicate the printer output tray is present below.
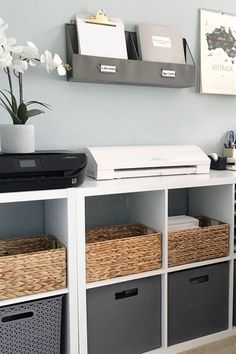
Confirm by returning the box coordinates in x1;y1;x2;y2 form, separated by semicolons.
0;175;84;193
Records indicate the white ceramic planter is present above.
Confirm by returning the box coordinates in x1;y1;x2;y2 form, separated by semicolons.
0;124;35;154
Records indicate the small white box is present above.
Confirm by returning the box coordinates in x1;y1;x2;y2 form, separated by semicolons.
168;215;199;226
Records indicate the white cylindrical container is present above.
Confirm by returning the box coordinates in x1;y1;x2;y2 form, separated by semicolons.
0;124;35;154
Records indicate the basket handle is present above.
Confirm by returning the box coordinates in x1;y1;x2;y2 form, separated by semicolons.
190;275;209;285
1;311;34;323
115;288;138;300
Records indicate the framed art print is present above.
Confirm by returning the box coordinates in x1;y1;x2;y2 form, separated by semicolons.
200;8;236;95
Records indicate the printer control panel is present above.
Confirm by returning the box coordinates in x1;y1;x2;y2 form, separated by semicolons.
15;158;42;170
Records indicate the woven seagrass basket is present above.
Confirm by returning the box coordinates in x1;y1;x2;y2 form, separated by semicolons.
0;235;66;300
168;216;229;267
86;223;162;282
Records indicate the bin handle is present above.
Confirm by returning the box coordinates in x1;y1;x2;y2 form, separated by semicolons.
115;288;138;300
1;311;34;323
190;275;209;285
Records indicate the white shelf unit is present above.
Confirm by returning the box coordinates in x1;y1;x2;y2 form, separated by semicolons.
0;188;78;354
76;171;236;354
234;185;236;252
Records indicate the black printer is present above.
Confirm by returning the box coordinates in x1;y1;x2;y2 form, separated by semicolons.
0;151;87;192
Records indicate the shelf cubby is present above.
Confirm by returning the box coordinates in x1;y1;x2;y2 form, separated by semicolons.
0;189;78;354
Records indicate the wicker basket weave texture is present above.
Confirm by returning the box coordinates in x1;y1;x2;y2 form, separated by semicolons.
86;223;161;282
168;216;229;267
0;235;66;300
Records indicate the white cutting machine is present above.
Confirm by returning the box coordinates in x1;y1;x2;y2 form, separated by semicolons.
86;145;210;180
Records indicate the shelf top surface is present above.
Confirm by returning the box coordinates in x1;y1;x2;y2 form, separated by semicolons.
77;170;236;196
0;187;71;203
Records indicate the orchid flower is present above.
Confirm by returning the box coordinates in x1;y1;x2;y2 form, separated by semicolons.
0;27;6;47
0;47;12;67
0;17;8;35
21;41;39;66
53;53;67;75
40;50;66;75
1;36;22;54
0;32;21;68
12;59;28;74
0;17;69;125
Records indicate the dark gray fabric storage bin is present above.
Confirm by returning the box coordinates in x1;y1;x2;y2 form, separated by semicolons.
168;262;229;345
234;261;236;326
87;276;161;354
0;296;63;354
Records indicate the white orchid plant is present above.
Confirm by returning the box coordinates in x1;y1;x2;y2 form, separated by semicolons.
0;17;70;124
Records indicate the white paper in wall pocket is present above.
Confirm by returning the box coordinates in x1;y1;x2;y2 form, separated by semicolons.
75;11;128;59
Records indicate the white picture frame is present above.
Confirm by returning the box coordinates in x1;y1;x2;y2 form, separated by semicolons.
200;8;236;95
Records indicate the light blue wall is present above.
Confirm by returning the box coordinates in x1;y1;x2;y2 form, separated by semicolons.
2;0;236;155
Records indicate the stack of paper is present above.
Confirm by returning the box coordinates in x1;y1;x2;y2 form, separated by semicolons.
137;23;185;64
168;215;200;232
76;14;128;59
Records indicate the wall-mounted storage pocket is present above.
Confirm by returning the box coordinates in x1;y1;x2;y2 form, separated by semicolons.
65;23;196;88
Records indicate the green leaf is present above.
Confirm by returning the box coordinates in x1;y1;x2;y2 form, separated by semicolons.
0;100;22;124
3;90;18;114
27;109;45;118
25;100;51;109
0;97;11;111
17;103;28;124
0;103;7;111
11;95;18;115
0;90;12;110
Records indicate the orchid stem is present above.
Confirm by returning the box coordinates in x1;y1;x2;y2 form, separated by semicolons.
19;73;23;104
6;67;13;96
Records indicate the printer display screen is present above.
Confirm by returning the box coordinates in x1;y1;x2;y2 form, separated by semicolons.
19;159;37;168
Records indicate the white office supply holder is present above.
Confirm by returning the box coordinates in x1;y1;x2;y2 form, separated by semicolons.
224;148;236;159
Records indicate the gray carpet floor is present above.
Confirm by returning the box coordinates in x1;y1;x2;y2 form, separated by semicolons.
180;336;236;354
